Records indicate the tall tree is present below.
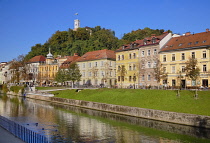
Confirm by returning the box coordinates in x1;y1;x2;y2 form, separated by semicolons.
153;59;168;88
185;57;200;87
66;63;81;88
54;69;67;86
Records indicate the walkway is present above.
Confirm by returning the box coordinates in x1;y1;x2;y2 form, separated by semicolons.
0;126;24;143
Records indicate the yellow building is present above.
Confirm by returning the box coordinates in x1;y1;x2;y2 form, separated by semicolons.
116;32;171;88
116;45;139;88
38;49;59;86
159;29;210;88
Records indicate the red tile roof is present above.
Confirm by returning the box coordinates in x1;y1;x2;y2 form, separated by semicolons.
116;32;169;51
28;55;46;63
60;55;81;68
76;49;116;62
160;31;210;52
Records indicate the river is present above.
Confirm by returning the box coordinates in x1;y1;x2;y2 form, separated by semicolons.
0;94;210;143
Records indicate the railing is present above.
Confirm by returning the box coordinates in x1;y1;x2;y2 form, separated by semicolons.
0;116;50;143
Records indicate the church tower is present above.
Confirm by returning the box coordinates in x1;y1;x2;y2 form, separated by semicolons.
74;19;80;31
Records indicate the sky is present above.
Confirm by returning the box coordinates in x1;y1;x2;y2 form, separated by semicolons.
0;0;210;62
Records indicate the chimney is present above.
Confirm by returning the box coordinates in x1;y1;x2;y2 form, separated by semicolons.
185;32;191;36
206;28;209;32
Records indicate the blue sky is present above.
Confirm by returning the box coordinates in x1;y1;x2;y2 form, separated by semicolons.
0;0;210;62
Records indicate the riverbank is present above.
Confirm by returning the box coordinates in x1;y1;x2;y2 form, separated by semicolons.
26;90;210;128
51;88;210;116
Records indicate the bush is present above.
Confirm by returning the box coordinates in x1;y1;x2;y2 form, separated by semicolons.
2;84;9;94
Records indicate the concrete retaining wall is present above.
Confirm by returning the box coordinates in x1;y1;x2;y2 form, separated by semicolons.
26;95;210;128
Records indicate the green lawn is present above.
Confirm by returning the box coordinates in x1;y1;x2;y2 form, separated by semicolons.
35;86;66;90
51;88;210;116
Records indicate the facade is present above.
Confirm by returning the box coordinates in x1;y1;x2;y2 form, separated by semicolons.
1;62;12;84
159;29;210;88
76;49;116;87
0;62;7;84
38;49;63;86
116;32;172;88
27;55;46;85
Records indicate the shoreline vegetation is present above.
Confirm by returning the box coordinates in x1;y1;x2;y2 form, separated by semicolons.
46;88;210;116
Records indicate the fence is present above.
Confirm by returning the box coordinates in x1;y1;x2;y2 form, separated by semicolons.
0;115;50;143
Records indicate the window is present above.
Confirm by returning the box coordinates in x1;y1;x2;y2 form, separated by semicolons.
179;43;183;46
152;38;156;43
142;75;145;81
83;63;85;68
142;51;145;56
148;62;151;68
148;75;151;81
122;55;124;60
118;55;120;61
203;65;207;72
95;62;98;67
118;76;120;82
129;76;132;81
133;64;136;70
163;55;166;62
188;42;192;45
172;80;176;86
89;63;92;68
181;53;185;60
148;50;151;56
172;54;175;61
118;66;121;71
83;72;85;77
133;53;136;59
172;66;175;73
163;67;166;73
89;72;91;76
101;61;104;66
129;53;132;59
192;52;195;59
154;49;157;55
153;61;157;68
181;66;185;72
129;65;132;70
195;41;199;45
203;51;206;58
203;40;206;43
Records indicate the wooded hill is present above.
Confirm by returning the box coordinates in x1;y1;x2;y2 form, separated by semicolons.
25;26;171;61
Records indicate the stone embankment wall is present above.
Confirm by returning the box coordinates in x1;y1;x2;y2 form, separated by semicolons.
27;94;210;128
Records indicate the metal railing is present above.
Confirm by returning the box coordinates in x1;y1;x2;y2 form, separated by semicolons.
0;116;50;143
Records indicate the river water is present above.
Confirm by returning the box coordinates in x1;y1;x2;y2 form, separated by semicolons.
0;94;210;143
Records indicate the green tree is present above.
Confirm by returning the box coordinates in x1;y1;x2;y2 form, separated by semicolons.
185;57;200;87
153;59;168;89
66;63;81;88
54;69;67;86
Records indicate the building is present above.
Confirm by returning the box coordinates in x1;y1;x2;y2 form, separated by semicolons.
38;49;64;86
0;62;7;84
159;29;210;88
116;32;172;88
76;49;116;87
27;55;46;85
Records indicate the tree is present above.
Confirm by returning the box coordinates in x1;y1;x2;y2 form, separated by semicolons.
153;59;168;89
66;63;81;88
117;65;127;88
54;69;67;86
185;57;200;87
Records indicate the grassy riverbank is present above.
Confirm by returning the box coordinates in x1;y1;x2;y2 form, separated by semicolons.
50;88;210;116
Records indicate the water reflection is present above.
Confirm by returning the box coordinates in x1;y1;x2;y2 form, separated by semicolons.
0;95;210;143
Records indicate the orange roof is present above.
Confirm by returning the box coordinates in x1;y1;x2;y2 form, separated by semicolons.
116;32;169;51
76;49;116;62
60;55;80;69
28;55;46;63
160;30;210;52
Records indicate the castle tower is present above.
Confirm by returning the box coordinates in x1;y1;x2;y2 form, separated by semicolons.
74;19;80;31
